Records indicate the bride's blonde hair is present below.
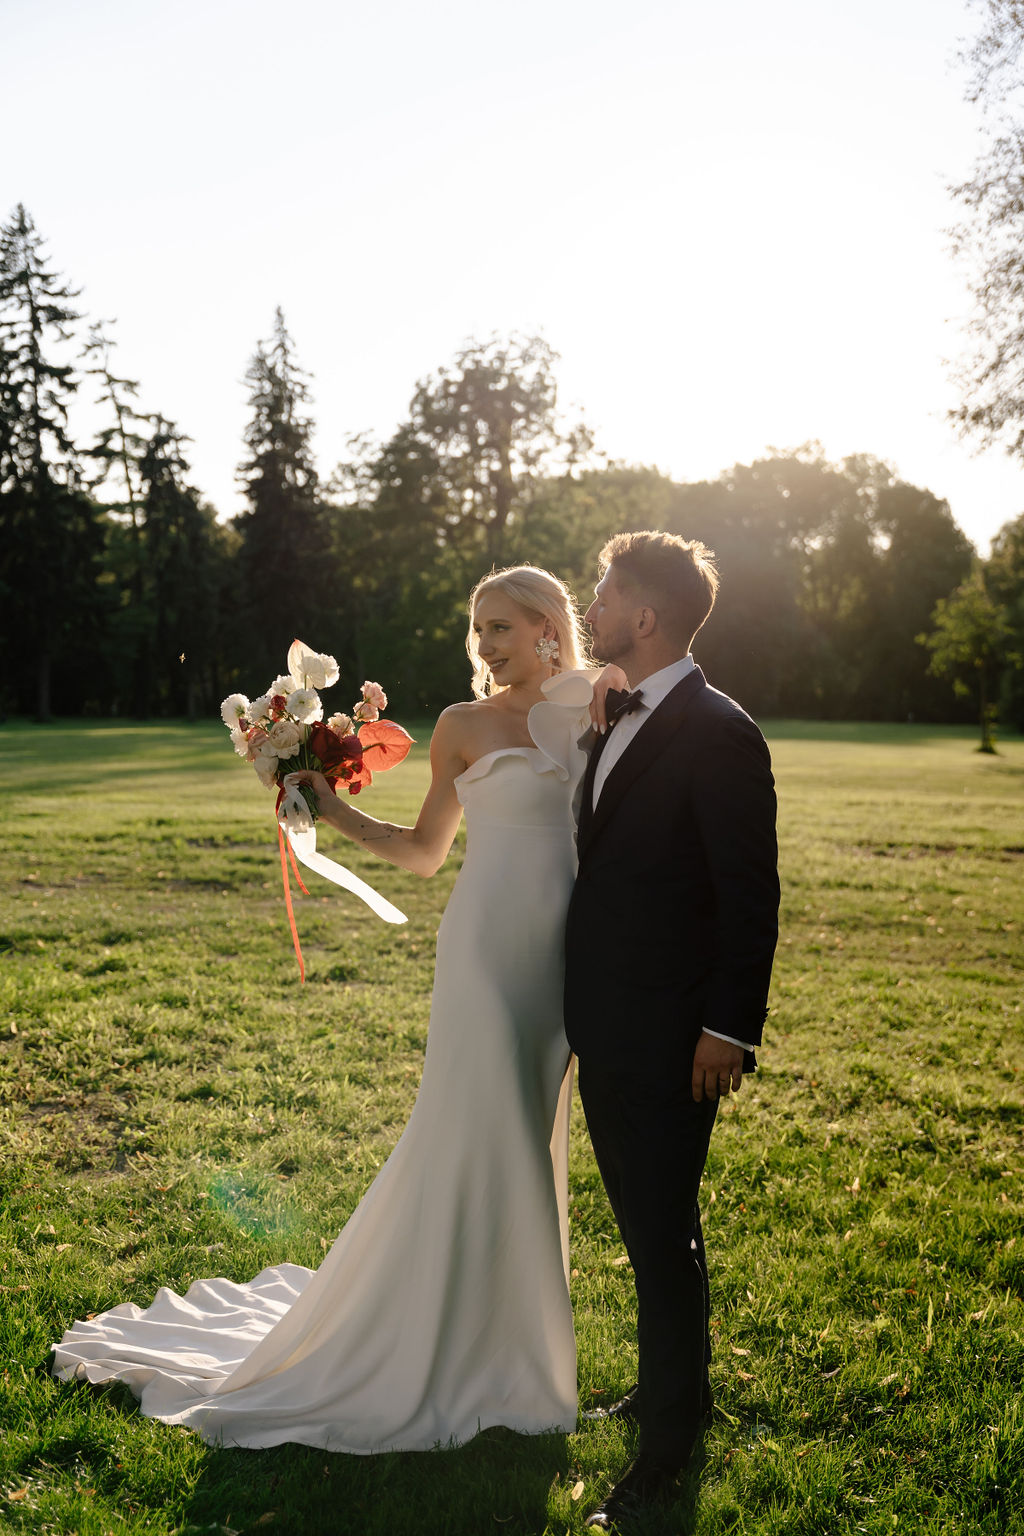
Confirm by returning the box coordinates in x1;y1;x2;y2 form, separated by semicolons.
466;565;589;699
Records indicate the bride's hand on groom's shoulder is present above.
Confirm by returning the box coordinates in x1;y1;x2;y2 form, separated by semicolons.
589;665;630;735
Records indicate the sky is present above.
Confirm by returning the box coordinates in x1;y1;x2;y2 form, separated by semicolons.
5;0;1022;554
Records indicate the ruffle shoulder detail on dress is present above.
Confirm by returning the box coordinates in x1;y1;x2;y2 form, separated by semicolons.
453;670;599;790
528;668;602;782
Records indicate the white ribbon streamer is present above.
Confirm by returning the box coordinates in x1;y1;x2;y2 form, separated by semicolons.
278;784;407;925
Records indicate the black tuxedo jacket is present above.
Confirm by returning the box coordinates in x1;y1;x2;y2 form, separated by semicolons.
564;666;779;1074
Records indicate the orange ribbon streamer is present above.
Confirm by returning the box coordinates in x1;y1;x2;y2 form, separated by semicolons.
277;819;310;983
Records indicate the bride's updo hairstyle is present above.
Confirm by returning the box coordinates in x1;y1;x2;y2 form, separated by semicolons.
467;565;589;699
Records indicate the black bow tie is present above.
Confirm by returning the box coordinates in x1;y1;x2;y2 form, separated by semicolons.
605;687;644;724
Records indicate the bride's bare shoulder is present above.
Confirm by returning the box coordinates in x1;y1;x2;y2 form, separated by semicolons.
431;700;493;757
436;699;490;726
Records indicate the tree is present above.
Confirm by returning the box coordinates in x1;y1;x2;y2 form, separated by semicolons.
83;319;155;715
653;448;975;722
233;308;329;682
325;333;596;709
918;566;1015;751
950;3;1024;457
383;333;590;571
139;418;230;718
661;448;861;717
869;482;976;718
984;510;1024;726
0;204;104;718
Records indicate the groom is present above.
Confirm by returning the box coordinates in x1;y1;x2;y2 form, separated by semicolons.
565;530;779;1531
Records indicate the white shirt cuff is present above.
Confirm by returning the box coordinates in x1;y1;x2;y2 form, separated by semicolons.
703;1027;756;1052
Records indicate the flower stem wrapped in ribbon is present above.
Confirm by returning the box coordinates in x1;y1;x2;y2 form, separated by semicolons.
221;640;414;978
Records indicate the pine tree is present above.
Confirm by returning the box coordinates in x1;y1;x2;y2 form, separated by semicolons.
83;318;155;714
139;417;229;718
234;309;328;680
0;204;103;718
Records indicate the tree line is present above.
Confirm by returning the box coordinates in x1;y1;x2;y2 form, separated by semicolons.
1;203;1022;735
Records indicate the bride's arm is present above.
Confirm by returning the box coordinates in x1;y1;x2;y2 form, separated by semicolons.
286;709;467;878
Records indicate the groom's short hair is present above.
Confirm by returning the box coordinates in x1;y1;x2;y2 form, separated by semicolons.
600;529;719;648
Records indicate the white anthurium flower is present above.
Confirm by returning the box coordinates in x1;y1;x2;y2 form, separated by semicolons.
286;687;322;724
287;640;339;692
287;639;319;688
220;693;250;728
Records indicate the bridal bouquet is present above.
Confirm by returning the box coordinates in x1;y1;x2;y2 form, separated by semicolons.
220;640;414;978
220;639;412;813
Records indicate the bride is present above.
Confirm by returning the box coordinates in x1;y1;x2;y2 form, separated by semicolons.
53;565;612;1454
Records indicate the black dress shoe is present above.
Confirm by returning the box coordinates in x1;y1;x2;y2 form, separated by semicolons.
583;1384;714;1426
583;1453;680;1531
582;1385;640;1423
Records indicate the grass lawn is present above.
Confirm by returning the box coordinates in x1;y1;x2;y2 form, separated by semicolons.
0;716;1022;1536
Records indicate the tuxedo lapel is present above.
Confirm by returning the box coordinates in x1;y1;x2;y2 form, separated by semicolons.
576;720;613;846
579;666;707;856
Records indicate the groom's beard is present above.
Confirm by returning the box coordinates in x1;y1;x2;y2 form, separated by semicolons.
588;624;633;672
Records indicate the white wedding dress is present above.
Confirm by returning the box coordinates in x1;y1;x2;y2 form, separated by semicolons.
52;672;595;1453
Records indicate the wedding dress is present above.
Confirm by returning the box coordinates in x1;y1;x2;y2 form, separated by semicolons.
52;672;595;1453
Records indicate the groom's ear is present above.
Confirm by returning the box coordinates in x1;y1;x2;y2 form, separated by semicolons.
635;604;658;638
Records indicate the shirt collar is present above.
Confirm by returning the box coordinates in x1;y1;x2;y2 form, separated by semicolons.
630;654;694;714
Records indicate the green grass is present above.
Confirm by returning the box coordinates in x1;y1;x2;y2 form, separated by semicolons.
0;717;1022;1536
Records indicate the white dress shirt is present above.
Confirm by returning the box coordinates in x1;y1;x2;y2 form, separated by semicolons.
590;654;755;1055
591;655;695;808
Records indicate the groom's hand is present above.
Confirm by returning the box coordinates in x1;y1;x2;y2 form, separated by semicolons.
692;1033;744;1102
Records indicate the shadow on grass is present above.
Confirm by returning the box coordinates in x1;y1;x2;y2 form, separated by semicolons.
180;1425;569;1536
34;1371;571;1535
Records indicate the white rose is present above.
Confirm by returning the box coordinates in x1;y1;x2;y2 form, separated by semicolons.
304;656;330;688
318;651;340;688
269;719;302;754
286;687;322;724
220;693;249;727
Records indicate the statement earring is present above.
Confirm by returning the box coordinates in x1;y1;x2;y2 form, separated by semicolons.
535;635;560;662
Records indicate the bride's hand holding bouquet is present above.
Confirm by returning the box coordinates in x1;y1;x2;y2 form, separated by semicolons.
220;640;415;973
221;641;411;815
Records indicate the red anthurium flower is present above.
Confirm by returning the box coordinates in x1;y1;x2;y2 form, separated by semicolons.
358;720;414;774
344;758;374;794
